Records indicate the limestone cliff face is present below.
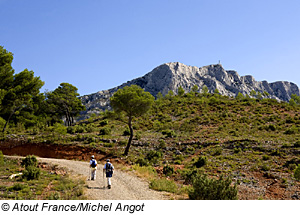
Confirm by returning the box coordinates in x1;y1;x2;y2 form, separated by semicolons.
80;62;300;117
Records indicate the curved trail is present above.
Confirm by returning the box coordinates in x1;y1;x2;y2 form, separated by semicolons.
37;157;168;200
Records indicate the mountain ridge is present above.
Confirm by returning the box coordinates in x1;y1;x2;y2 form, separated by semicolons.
80;62;300;117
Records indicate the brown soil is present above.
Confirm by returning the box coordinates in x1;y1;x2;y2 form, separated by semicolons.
0;140;109;163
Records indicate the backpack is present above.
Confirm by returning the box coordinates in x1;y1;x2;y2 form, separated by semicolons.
91;159;97;168
106;163;113;173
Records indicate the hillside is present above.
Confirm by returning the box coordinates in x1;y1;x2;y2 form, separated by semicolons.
80;62;300;118
2;91;300;199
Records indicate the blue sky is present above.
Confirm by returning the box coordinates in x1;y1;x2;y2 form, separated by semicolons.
1;0;300;96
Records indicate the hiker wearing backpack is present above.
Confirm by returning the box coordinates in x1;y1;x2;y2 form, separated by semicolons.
103;159;114;189
89;155;97;180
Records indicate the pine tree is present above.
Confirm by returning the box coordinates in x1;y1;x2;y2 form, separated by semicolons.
110;85;154;155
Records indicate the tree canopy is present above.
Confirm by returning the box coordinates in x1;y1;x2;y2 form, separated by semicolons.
110;85;154;155
46;83;86;126
0;46;44;132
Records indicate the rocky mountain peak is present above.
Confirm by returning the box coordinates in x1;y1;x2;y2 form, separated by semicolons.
80;62;300;117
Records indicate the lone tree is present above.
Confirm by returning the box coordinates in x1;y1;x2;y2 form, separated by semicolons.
110;85;154;156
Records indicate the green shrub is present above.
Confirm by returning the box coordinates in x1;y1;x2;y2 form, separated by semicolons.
233;148;242;154
8;183;26;191
0;150;3;166
103;142;114;148
162;129;176;138
163;165;174;176
174;160;182;165
67;126;76;134
132;165;157;178
271;149;282;157
99;120;108;126
211;146;222;156
158;139;166;149
173;154;184;165
86;125;96;133
294;141;300;147
89;142;96;148
294;165;300;181
53;123;67;135
284;126;298;135
123;128;130;136
288;163;297;171
85;136;96;144
21;155;40;180
174;154;184;162
194;156;207;168
185;146;195;154
0;117;6;131
180;169;199;184
153;120;163;131
75;125;86;133
261;163;271;172
21;155;38;168
267;124;276;131
47;192;61;200
99;127;111;135
22;165;41;180
135;131;142;140
189;174;238;200
150;178;178;193
136;157;149;166
118;140;127;146
262;155;270;161
146;150;162;164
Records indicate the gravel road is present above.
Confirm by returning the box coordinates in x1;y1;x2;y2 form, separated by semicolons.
37;157;168;200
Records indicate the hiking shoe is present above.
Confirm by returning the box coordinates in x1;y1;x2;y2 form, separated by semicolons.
108;185;111;189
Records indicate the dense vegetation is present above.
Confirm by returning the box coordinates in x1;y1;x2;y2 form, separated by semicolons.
2;45;300;199
3;85;300;199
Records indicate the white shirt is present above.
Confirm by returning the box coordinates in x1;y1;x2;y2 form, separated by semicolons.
90;159;97;169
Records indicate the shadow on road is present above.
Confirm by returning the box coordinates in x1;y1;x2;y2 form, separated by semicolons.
87;186;106;190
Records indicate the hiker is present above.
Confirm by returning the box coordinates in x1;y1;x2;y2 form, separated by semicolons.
89;155;97;180
103;159;114;189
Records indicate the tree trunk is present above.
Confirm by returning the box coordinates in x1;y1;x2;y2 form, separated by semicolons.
64;113;69;126
124;116;133;156
2;109;15;133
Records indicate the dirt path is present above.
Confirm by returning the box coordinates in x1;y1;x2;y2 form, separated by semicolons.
37;157;169;200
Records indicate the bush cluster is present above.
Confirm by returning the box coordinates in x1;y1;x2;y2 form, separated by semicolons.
194;156;207;168
162;129;176;138
294;165;300;181
189;174;238;200
146;150;162;164
99;127;111;135
136;150;163;166
21;155;40;180
163;165;174;176
22;165;41;180
21;155;38;168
